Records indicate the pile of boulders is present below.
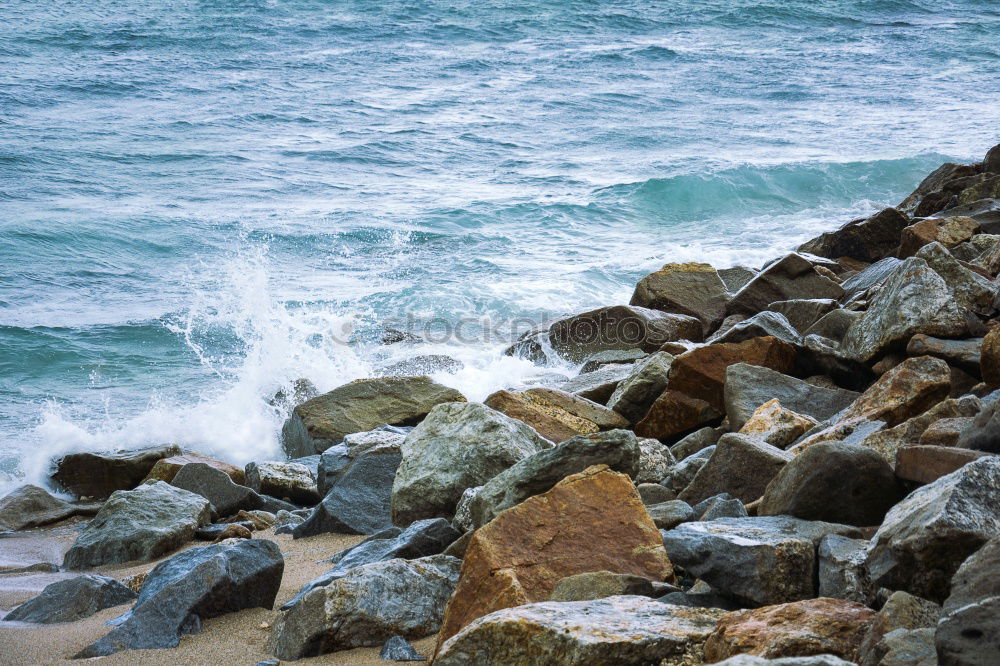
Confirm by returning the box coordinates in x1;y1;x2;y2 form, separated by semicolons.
2;143;999;665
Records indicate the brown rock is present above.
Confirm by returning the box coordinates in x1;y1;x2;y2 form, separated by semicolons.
521;387;630;430
981;327;1000;387
634;390;722;440
738;399;818;448
213;523;253;541
906;334;982;375
143;453;246;485
435;465;673;648
894;445;991;485
484;388;627;443
630;262;729;334
856;395;981;464
548;570;655;602
52;444;182;499
799;208;912;263
704;597;877;662
919;417;973;447
897;163;978;214
546;305;704;362
728;253;845;316
838;356;951;427
898;217;980;258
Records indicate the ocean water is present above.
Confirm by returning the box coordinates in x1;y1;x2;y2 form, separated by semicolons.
2;0;999;490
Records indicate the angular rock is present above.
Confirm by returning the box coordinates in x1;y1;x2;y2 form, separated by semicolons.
63;481;210;569
980;326;1000;386
579;348;648;373
434;596;724;666
848;356;952;426
662;445;716;493
647;500;694;530
51;444;182;499
859;590;941;666
466;429;640;529
759;441;903;526
738;399;818;448
799;208;911;263
556;362;634;404
379;635;425;661
606;351;674;423
630;262;730;334
898;162;979;214
710;311;803;347
635;437;675;483
76;539;283;657
713;656;856;666
719;266;758;293
678;433;792;505
936;537;1000;666
246;461;319;505
766;298;838;335
704;597;876;662
437;466;673;645
899;216;980;258
634;390;723;440
919;416;972;447
546;305;704;362
894;446;990;485
693;493;748;521
662;516;862;606
268;555;460;660
483;388;619;443
906;334;982;375
520;387;629;430
670;426;722;460
4;574;136;624
549;571;655;601
723;364;858;431
729;253;845;315
317;426;407;497
840;257;903;300
281;376;465;457
865;456;1000;602
956;174;1000;206
804;309;862;342
171;462;264;519
391;402;550;525
0;484;79;530
954;399;1000;453
818;534;875;605
914;241;996;316
638;482;675;505
144;453;245;486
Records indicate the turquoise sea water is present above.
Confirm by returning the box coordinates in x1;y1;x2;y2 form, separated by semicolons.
2;0;999;488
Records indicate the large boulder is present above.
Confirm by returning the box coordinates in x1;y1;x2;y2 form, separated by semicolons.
898;216;980;258
798;208;911;263
759;441;903;527
630;262;730;334
170;462;265;519
4;574;136;623
433;596;725;666
817;534;875;605
63;481;211;569
245;461;319;505
483;387;627;443
436;466;673;647
728;253;844;316
606;351;674;423
678;433;792;505
897;162;979;215
914;241;997;316
281;376;465;457
704;598;876;662
635;437;675;483
710;311;803;347
51;444;182;499
76;539;283;657
268;555;460;660
317;426;407;496
634;390;723;440
143;453;245;485
935;537;1000;666
391;402;550;526
0;484;80;530
724;364;859;431
466;430;640;529
662;516;862;606
865;456;1000;603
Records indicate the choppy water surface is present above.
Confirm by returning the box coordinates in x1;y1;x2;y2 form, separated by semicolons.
2;0;999;487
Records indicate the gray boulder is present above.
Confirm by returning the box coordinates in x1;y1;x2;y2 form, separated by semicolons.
557;362;635;404
246;461;320;505
317;426;407;496
51;444;182;500
635;437;675;484
379;635;426;661
4;574;136;624
709;311;803;347
662;516;862;606
606;352;674;423
804;309;862;343
859;590;941;666
678;433;792;505
765;299;838;334
728;253;844;315
723;363;859;430
955;400;1000;453
269;555;461;660
75;539;283;657
544;305;704;362
661;445;715;493
647;500;694;530
670;426;722;460
719;266;758;293
692;493;748;521
0;484;79;530
63;481;210;569
840;257;904;300
171;462;264;519
637;483;675;505
935;537;1000;666
865;456;1000;603
818;534;874;605
391;403;550;526
548;571;656;602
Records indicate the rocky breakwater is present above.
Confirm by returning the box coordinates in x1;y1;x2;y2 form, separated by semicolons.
3;143;1000;665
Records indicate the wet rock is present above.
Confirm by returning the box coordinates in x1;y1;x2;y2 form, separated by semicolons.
63;481;210;569
759;441;903;526
678;433;791;505
379;354;463;376
818;534;875;605
737;399;818;448
662;516;862;606
170;463;264;519
858;591;941;666
0;484;79;530
799;208;912;263
4;574;136;624
391;402;550;526
579;348;648;373
434;596;724;666
720;266;758;293
724;364;858;431
899;216;980;258
662;445;716;493
647;500;694;530
268;555;460;660
281;376;465;457
635;436;675;483
556;362;634;403
246;461;319;505
606;351;674;423
865;456;1000;603
545;305;704;362
466;429;640;530
728;253;845;315
638;482;675;505
894;446;990;485
710;311;803;347
935;537;1000;666
630;262;730;334
51;444;182;500
379;635;425;661
436;466;673;645
549;570;655;601
144;453;246;486
704;597;876;662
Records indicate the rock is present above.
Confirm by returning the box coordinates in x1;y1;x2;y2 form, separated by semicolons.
231;509;277;530
804;309;862;343
956;174;1000;206
899;217;980;258
738;399;819;448
817;534;874;605
662;445;716;493
379;635;426;661
840;257;904;300
466;429;640;529
692;493;748;521
981;326;1000;386
906;334;982;375
483;388;621;443
647;500;694;530
213;523;252;541
799;208;912;263
379;354;463;376
914;241;997;316
520;387;630;430
634;390;723;440
450;486;479;532
704;597;876;662
678;434;791;505
865;456;1000;603
985;143;1000;173
713;656;856;666
195;521;254;540
710;311;803;347
545;305;704;362
894;446;990;485
549;571;655;601
936;537;1000;666
729;253;845;315
670;426;722;460
606;351;674;423
144;453;246;486
898;162;979;214
391;402;550;526
720;266;758;292
638;482;675;505
556;362;635;403
4;574;136;624
0;484;79;530
919;416;972;447
51;444;182;499
281;376;465;458
268;555;460;660
170;463;263;519
434;596;724;666
630;262;730;334
723;364;858;431
840;258;972;362
294;446;401;537
868;628;937;666
635;437;675;483
76;539;283;657
841;356;952;428
765;299;839;335
579;348;648;373
954;399;1000;452
245;461;319;505
63;481;210;569
662;516;862;606
436;466;673;645
318;426;407;496
759;441;903;526
858;591;941;666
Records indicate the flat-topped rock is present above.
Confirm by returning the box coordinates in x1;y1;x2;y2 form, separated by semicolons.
630;262;730;334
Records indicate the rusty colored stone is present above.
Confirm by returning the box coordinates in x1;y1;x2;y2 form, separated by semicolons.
435;465;673;649
484;387;628;443
738;399;818;449
634;390;722;440
143;453;246;486
981;327;1000;387
704;597;876;662
894;446;991;485
630;262;729;334
838;356;950;427
898;216;980;258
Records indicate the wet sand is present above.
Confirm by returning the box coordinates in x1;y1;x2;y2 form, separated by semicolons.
0;521;437;664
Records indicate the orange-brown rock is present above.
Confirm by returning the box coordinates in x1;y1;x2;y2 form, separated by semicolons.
435;465;673;650
898;216;980;258
981;327;1000;387
838;355;950;427
704;597;876;662
484;388;627;443
143;453;246;485
894;445;990;485
634;390;722;440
